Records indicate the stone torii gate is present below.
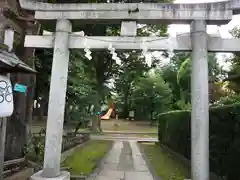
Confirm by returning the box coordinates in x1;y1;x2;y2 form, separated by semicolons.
18;0;240;180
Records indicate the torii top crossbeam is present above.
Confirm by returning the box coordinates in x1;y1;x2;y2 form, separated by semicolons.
18;0;240;25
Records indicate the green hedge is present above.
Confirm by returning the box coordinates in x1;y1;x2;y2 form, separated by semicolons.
158;104;240;180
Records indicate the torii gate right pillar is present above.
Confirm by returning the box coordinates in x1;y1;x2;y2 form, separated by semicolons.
191;20;209;180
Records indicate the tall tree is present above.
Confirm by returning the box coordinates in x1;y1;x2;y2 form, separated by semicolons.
114;52;150;118
114;22;169;118
177;53;222;104
161;52;189;108
225;26;240;93
131;70;172;121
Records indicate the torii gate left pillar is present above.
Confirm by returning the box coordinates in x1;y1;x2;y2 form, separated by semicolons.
32;19;72;179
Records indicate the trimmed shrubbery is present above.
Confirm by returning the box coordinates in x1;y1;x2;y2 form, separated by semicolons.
158;104;240;180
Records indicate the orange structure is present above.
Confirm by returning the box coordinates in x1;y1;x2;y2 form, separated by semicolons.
101;101;116;120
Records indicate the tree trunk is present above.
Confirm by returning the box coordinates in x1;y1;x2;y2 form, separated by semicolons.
122;87;130;119
25;73;35;145
92;116;99;133
92;94;101;133
92;82;105;133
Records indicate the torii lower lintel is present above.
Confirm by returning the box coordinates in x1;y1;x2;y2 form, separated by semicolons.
24;34;240;53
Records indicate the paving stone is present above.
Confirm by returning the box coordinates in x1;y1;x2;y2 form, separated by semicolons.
101;163;118;170
104;141;122;164
95;140;154;180
134;164;149;171
99;170;124;179
125;171;154;180
130;141;142;156
95;176;121;180
105;157;119;164
118;141;134;171
133;156;146;165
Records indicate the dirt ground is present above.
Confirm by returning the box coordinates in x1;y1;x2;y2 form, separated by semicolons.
101;119;157;133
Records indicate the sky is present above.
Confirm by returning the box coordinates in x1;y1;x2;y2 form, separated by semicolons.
169;0;239;38
155;0;240;70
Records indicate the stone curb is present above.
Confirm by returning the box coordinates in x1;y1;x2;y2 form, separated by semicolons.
137;141;162;180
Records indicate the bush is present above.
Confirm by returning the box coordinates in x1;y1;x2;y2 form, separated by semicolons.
212;94;240;107
158;104;240;180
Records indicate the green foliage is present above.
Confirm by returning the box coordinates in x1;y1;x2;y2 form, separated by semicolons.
177;58;191;86
128;71;172;120
177;58;191;103
24;136;45;164
161;52;191;108
65;50;98;123
213;94;240;106
35;48;97;125
114;52;154;118
25;134;90;165
175;53;222;104
174;100;191;110
158;104;240;180
112;21;169;119
35;49;52;100
225;26;240;93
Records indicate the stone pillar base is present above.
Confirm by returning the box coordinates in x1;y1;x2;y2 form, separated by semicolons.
31;171;70;180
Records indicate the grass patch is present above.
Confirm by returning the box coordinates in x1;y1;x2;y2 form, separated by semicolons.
61;140;112;176
139;143;190;180
103;124;157;133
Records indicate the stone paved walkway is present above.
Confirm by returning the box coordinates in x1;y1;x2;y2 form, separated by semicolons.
91;135;158;142
88;140;154;180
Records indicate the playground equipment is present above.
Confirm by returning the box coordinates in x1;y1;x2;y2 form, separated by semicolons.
101;108;113;120
100;99;116;120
